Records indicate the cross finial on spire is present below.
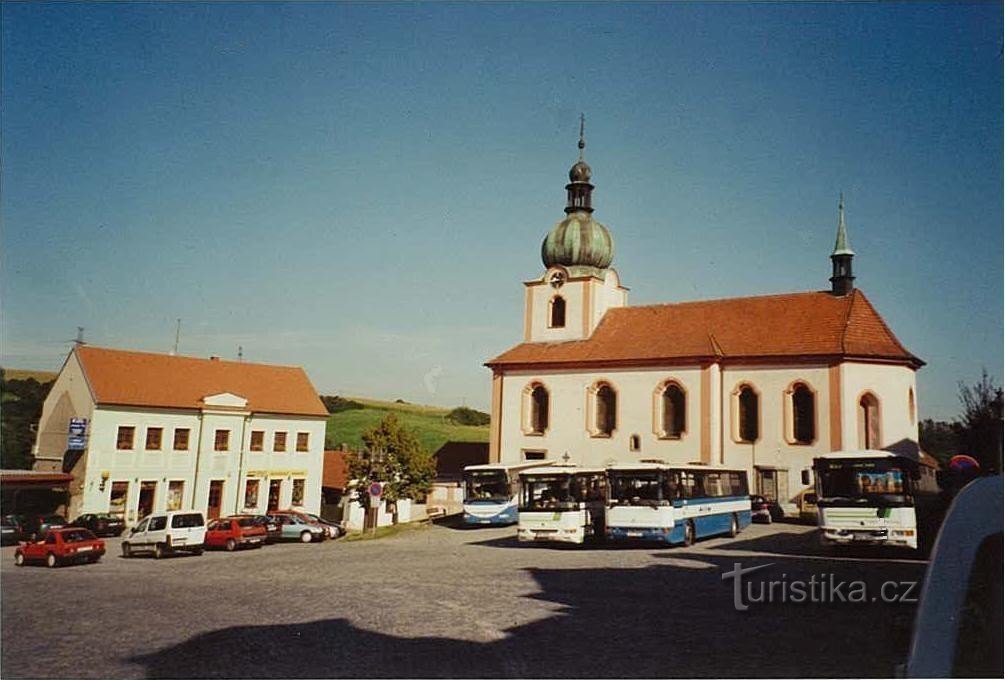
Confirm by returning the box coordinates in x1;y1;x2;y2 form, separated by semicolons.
578;113;585;159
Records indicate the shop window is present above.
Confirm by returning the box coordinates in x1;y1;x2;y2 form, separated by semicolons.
291;479;305;506
244;479;260;509
166;481;184;511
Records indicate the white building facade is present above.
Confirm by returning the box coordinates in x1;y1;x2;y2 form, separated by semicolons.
486;139;923;515
33;346;328;525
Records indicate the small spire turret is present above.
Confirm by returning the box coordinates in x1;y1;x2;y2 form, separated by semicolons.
830;193;855;296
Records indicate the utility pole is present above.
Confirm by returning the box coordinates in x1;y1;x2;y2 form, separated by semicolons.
172;318;181;355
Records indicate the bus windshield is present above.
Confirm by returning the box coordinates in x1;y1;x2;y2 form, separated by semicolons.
608;472;674;507
521;474;600;512
816;458;913;506
464;470;510;502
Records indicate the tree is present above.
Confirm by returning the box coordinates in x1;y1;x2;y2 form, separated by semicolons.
918;418;958;464
345;414;436;517
445;406;490;426
952;369;1003;474
1;377;54;469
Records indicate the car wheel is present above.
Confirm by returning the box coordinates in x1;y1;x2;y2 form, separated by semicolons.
154;543;165;559
300;531;313;543
683;521;696;547
121;542;132;558
46;552;58;568
14;552;24;567
225;538;237;552
729;514;739;538
191;548;203;556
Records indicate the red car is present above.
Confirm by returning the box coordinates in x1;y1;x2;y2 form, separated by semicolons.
205;517;267;551
14;528;105;568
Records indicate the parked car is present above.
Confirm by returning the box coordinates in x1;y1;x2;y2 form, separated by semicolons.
276;509;344;538
205;517;268;551
1;515;25;546
69;513;126;537
229;514;282;543
903;475;1002;678
268;512;326;543
22;513;68;539
14;528;105;568
121;511;206;559
750;495;783;523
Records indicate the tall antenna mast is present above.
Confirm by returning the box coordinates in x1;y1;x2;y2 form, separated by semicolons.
74;327;85;345
172;318;181;355
238;345;243;361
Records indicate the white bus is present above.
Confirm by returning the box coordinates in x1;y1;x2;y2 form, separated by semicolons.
813;450;939;551
516;466;607;544
462;461;552;526
605;463;752;546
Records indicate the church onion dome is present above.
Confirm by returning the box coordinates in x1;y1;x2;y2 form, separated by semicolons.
541;212;614;271
541;115;614;275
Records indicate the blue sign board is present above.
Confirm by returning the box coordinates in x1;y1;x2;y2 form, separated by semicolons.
67;418;88;450
67;436;87;450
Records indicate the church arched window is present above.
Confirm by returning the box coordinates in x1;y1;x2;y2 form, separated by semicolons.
549;296;566;328
789;382;816;445
522;383;550;435
858;392;881;449
590;382;617;437
736;385;759;443
658;381;686;439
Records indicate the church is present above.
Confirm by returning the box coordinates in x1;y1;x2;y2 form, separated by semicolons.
485;128;923;515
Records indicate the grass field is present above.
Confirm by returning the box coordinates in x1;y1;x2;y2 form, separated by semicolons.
324;396;489;455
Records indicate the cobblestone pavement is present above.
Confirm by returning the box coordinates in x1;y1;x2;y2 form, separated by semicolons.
0;520;927;678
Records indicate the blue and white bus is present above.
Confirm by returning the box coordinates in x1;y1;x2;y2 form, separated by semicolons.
517;465;607;544
462;461;552;526
605;463;752;545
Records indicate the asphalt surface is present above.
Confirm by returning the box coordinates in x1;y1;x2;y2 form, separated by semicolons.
0;520;928;678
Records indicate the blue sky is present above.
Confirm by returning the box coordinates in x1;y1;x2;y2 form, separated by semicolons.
2;2;1001;420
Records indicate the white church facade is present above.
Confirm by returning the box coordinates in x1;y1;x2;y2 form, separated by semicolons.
486;129;923;515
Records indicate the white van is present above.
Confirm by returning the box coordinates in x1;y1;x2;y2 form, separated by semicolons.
121;511;206;559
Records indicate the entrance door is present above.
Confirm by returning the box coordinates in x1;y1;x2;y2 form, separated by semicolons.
207;480;224;520
268;480;282;511
138;481;157;519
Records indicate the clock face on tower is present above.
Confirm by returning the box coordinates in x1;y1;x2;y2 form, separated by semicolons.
549;271;566;288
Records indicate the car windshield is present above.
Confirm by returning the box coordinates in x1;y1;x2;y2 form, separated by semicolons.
817;459;912;505
464;470;510;502
520;475;585;511
62;529;94;543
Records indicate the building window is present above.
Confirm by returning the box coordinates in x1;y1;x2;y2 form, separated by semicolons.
214;429;230;452
629;434;641;452
145;427;163;450
659;382;687;439
737;385;759;443
296;432;310;452
523;450;547;461
166;481;184;511
549;296;566;328
244;479;260;509
858;392;881;449
274;432;287;452
591;382;617;437
116;426;135;450
109;481;129;518
523;383;550;435
790;383;816;445
908;388;916;425
250;430;264;452
291;479;305;506
173;428;190;451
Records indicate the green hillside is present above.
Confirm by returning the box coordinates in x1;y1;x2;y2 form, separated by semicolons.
324;397;489;455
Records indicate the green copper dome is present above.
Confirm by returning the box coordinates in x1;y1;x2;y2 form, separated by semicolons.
541;212;614;271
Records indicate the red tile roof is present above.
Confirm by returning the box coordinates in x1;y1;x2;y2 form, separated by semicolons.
487;289;921;369
322;450;351;489
75;346;328;417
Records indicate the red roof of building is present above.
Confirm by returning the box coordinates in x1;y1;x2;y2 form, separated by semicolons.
322;450;351;489
75;346;328;417
487;289;922;369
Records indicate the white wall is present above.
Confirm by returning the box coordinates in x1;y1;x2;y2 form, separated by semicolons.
840;363;918;451
525;267;627;343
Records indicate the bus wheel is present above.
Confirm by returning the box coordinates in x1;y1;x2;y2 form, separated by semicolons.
729;514;739;538
683;521;695;547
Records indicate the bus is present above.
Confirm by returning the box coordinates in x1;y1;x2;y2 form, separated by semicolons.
516;465;607;544
605;463;752;545
462;461;552;526
813;450;940;551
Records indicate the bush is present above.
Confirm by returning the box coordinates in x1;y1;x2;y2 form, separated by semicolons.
320;395;365;414
446;406;490;426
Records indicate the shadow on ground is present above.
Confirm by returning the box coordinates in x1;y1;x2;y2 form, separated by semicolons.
129;550;925;678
